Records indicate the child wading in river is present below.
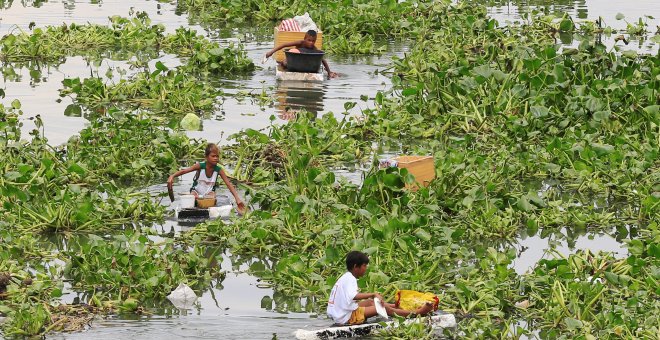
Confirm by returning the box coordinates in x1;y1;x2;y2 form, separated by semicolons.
168;143;246;213
326;251;433;325
265;30;338;79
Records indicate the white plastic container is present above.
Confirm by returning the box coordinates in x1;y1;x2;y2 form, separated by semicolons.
208;205;233;219
179;194;196;209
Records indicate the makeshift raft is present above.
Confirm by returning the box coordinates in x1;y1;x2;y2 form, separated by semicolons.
294;313;456;340
276;65;324;82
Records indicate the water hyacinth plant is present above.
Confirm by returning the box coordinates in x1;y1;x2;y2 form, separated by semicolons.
0;0;658;338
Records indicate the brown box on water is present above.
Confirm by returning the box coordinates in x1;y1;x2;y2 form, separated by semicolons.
393;155;435;191
273;27;323;63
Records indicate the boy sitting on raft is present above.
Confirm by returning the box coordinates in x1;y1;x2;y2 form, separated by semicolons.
265;30;338;79
326;250;433;325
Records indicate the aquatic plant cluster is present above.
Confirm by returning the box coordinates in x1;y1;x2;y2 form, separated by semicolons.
0;1;658;339
189;1;659;338
2;14;254;118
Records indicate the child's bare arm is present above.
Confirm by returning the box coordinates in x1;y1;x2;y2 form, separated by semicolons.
167;163;201;185
354;292;383;301
266;40;303;57
322;59;338;78
219;169;246;213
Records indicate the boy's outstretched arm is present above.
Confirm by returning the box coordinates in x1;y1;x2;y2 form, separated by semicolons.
167;163;201;186
265;40;303;58
219;169;246;214
322;59;338;78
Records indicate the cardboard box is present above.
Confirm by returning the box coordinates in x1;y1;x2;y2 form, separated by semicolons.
392;155;435;191
273;27;323;63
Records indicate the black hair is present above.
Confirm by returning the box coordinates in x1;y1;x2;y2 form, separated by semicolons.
305;30;317;37
205;143;219;156
346;250;369;271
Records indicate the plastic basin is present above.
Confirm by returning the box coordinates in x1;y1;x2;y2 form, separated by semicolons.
285;50;324;73
179;194;196;209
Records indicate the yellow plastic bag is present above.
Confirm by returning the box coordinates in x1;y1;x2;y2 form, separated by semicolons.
395;290;439;311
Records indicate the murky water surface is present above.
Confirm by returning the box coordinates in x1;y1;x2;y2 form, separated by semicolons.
0;0;655;338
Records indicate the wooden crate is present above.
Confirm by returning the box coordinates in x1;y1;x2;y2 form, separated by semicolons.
393;155;435;191
273;27;323;63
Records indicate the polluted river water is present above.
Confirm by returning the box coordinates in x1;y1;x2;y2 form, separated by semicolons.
0;0;658;339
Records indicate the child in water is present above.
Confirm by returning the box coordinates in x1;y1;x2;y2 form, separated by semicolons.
327;251;433;325
168;143;246;214
265;30;338;79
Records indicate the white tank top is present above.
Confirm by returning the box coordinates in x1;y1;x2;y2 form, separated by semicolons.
193;165;218;197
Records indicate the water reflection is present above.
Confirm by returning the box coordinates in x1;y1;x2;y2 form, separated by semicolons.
487;0;588;19
0;0;47;9
35;232;325;339
510;225;630;274
274;80;325;121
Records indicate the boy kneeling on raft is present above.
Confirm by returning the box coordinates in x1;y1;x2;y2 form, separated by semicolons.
326;250;433;325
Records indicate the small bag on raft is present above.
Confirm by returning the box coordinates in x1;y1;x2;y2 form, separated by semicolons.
395;290;439;311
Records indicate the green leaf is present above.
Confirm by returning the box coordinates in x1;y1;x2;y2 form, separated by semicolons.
155;61;168;71
615;13;625;20
564;317;583;329
527;192;545;207
592;110;611;121
180;113;201;131
591;142;614;155
11;99;21;109
585;96;605;112
462;195;474;208
145;276;159;287
64;104;82;117
67;163;86;175
325;246;340;262
402;88;418;96
415;229;432;242
516;196;533;212
530;106;549;118
4;171;21;181
622;50;638;59
208;48;223;56
604;271;619;284
29;69;41;79
559;19;573;32
343;101;356;111
251;228;268;240
626;239;645;255
382;173;403;188
643;105;659;119
368;270;390;284
543;162;561;173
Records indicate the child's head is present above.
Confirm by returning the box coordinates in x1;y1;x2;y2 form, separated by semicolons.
205;143;220;164
346;250;369;277
302;30;317;49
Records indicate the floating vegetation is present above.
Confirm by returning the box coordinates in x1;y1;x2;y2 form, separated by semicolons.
0;13;254;74
63;231;225;302
60;62;222;116
0;101;199;232
174;0;435;55
1;0;659;339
